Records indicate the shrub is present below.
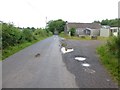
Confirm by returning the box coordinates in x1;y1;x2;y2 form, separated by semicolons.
70;28;76;36
106;36;120;58
97;35;120;85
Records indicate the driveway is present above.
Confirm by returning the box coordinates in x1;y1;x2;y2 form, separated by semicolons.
61;39;118;88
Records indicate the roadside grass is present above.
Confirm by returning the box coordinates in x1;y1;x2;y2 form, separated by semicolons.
0;50;1;61
59;32;108;41
97;45;119;85
2;36;52;60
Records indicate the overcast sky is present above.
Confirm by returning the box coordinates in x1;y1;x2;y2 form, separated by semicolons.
0;0;119;28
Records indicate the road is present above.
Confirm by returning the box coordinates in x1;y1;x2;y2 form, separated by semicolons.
2;36;118;88
2;36;78;88
61;39;118;88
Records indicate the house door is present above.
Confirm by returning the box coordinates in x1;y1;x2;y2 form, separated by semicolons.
84;29;91;35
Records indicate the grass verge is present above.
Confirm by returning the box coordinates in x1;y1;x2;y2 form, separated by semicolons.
59;32;108;40
97;45;119;85
2;36;52;60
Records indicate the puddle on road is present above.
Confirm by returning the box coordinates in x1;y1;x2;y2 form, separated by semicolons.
75;57;86;61
61;47;74;54
106;79;110;82
82;63;90;67
83;68;95;74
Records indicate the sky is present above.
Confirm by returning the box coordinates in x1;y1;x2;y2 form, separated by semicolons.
0;0;119;28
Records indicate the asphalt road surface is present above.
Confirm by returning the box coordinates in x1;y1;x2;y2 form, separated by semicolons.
2;36;118;88
61;39;118;88
2;36;78;88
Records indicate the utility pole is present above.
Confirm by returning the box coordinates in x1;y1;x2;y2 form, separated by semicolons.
45;17;47;27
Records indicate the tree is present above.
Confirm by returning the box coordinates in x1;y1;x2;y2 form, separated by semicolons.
93;20;100;23
47;19;65;34
70;28;76;36
2;21;52;49
23;28;34;42
100;18;119;27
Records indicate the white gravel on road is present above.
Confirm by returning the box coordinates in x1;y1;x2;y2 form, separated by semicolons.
61;47;74;54
75;57;86;61
82;63;90;67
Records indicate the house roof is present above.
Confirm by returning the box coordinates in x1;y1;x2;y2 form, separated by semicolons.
66;22;102;29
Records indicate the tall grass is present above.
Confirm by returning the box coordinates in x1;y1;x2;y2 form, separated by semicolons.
59;32;108;40
97;36;120;85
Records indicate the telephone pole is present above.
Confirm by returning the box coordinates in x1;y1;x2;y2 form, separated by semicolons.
45;17;47;27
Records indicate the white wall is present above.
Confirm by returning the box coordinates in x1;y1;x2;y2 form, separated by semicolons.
113;32;118;36
100;28;110;37
91;29;100;36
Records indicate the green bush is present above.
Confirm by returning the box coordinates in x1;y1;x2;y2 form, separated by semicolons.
106;36;120;58
2;22;52;49
2;22;53;60
97;35;120;85
70;28;76;36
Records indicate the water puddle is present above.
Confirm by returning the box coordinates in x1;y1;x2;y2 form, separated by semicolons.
75;57;86;61
106;79;110;82
82;63;90;67
61;47;74;54
83;68;95;74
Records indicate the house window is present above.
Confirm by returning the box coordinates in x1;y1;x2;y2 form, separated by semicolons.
111;29;117;32
83;29;91;35
113;29;117;32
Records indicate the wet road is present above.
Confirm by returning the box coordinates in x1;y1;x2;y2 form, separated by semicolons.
2;36;78;88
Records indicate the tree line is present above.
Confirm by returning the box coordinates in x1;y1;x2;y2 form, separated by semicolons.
46;19;66;34
93;18;120;27
46;18;120;36
1;22;52;49
1;18;120;49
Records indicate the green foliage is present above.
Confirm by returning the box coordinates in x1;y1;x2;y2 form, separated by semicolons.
23;28;34;42
101;18;119;27
93;20;101;23
59;32;108;40
70;28;76;36
47;19;65;34
2;37;47;60
106;36;120;58
0;23;2;49
2;22;53;60
2;23;22;48
97;36;120;85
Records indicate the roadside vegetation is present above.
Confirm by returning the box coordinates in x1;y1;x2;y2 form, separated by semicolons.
97;36;120;85
93;18;119;27
2;22;52;60
47;19;65;34
0;23;1;48
59;32;108;41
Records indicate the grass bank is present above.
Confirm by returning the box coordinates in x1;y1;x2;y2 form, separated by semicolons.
59;32;108;41
97;43;119;86
2;36;52;60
